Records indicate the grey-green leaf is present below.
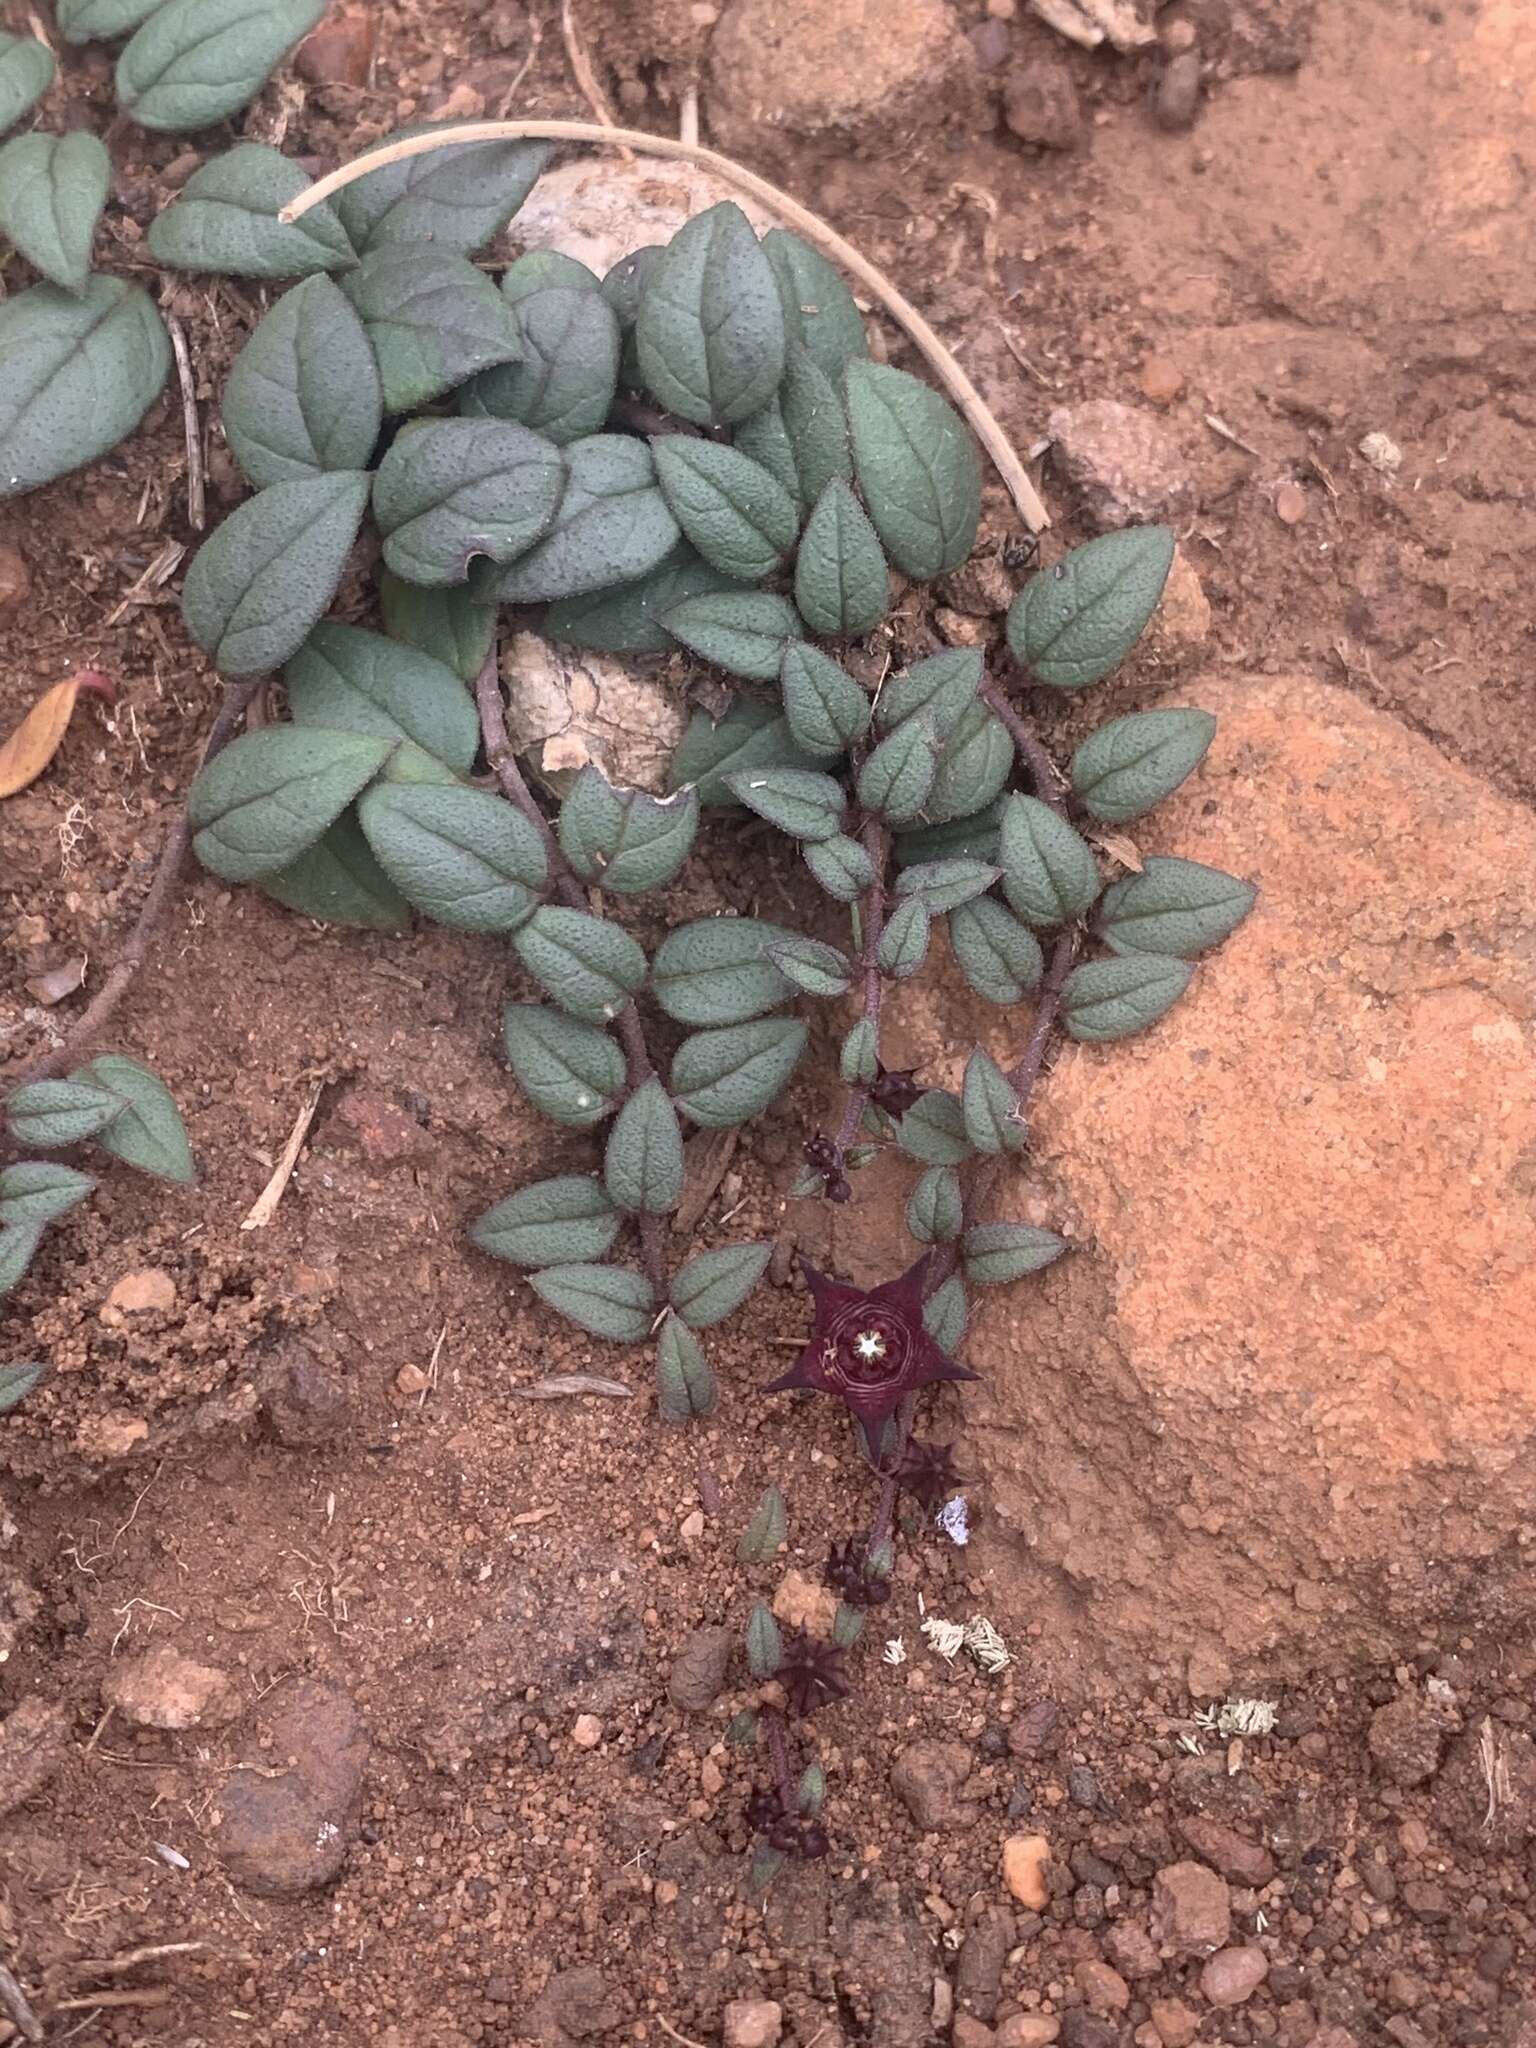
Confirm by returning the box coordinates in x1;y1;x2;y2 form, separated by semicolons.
0;1160;94;1230
876;647;983;738
544;548;748;657
77;1054;194;1183
502;1005;625;1129
0;278;169;501
844;358;980;579
961;1047;1025;1155
798;1761;827;1814
947;896;1044;1005
636;200;785;427
340;248;521;414
671;1017;809;1128
1061;953;1194;1041
780;345;853;507
513;905;647;1022
999;792;1100;928
794;479;887;638
876;896;930;979
806;832;876;903
724;766;845;843
57;0;164;43
257;811;411;929
738;1485;787;1564
502;249;600;303
0;33;53;135
662;591;802;682
762;228;868;378
181;472;370;676
654;438;799;582
0;1227;41;1300
485;434;679;604
1070;709;1217;824
831;1604;865;1649
116;0;327;133
962;1221;1068;1286
924;1273;968;1352
188;727;390;882
668;697;822;804
907;1165;962;1245
896;1089;971;1166
656;1314;717;1421
461;285;621;447
146;143;355;278
373;417;565;587
529;1262;653;1343
1099;854;1256;957
894;798;1005;870
733;393;800;502
1007;526;1175;689
745;1600;783;1677
286;621;478;773
472;1175;621;1268
605;1079;685;1216
380;572;497;683
0;1358;48;1410
895;856;1000;915
858;719;937;825
5;1078;121;1150
926;701;1014;826
765;935;853;998
558;767;698;893
334;128;551;255
780;642;869;757
221;274;381;490
0;132;109;293
670;1242;772;1329
652;916;797;1026
839;1016;878;1085
358;783;547;932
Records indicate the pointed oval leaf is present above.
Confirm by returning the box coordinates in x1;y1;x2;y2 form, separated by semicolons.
794;478;888;638
188;727;390;882
1070;709;1217;824
57;0;164;42
876;647;983;738
461;285;621;447
502;1004;625;1129
780;642;870;757
962;1221;1068;1286
0;1160;95;1230
1099;854;1257;957
962;1046;1025;1155
372;417;565;587
839;1016;878;1085
733;393;800;503
221;274;381;490
257;811;411;929
654;438;799;582
897;1089;971;1166
947;895;1044;1005
0;1225;42;1299
907;1165;963;1245
471;1175;620;1268
5;1078;120;1150
895;798;1005;871
662;591;803;682
0;279;169;501
724;766;845;843
358;782;547;932
605;1080;685;1217
858;719;937;825
1008;527;1176;689
0;1358;49;1410
181;471;370;675
765;935;853;998
513;905;647;1022
806;832;877;904
557;767;698;894
671;1017;809;1128
484;434;679;604
670;1242;772;1329
637;201;785;427
340;248;521;414
895;856;1000;915
380;570;495;684
845;359;981;579
876;895;930;980
116;0;327;132
77;1054;194;1183
334;127;550;254
146;142;355;278
927;701;1015;826
667;697;821;804
0;33;53;134
924;1273;969;1352
780;345;852;508
737;1484;787;1563
286;621;479;775
652;917;797;1027
529;1262;653;1343
745;1599;783;1678
502;250;600;303
831;1604;865;1649
0;132;110;293
1062;953;1194;1041
656;1313;717;1421
999;792;1100;928
544;547;747;656
762;228;868;378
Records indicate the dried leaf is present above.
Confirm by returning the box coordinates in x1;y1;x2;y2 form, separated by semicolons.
0;669;114;799
509;1374;633;1399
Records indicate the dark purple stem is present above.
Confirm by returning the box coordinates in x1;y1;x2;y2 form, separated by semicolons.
762;1707;799;1815
979;673;1069;818
833;815;888;1152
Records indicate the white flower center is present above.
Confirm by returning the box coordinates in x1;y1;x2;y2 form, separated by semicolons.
853;1329;887;1363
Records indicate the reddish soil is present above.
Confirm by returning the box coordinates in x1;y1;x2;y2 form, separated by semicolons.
2;1;1534;2044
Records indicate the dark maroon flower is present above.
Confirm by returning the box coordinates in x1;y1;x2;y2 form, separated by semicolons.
825;1539;892;1608
869;1063;924;1117
895;1438;962;1509
764;1255;979;1427
777;1627;850;1718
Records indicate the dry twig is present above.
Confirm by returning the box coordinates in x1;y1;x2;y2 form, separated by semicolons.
165;314;206;533
560;0;633;159
240;1081;324;1230
0;1966;43;2045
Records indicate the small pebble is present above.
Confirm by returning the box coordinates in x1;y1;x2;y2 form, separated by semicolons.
394;1363;428;1396
571;1714;603;1749
1200;1946;1269;2008
1275;481;1308;524
1139;355;1186;406
1152;50;1202;132
1003;1834;1051;1909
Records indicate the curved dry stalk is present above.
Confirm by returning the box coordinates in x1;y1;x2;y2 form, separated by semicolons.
281;121;1050;535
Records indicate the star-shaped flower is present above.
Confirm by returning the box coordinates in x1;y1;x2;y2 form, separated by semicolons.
764;1254;979;1426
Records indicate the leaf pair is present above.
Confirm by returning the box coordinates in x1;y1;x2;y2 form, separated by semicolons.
6;1055;193;1183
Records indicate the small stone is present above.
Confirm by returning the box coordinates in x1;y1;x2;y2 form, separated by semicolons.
699;1756;725;1797
0;1698;68;1817
394;1363;429;1396
667;1625;733;1712
986;0;1017;15
1139;354;1186;406
260;1344;350;1449
969;19;1012;70
772;1566;838;1638
101;1268;176;1319
0;542;31;611
1178;1816;1276;1887
1149;1998;1199;2048
723;2000;783;2048
1299;1731;1330;1760
1003;58;1081;150
996;2021;1060;2048
933;1977;954;2032
1386;1971;1425;2010
1152;50;1202;131
1477;1938;1514;1983
1200;1946;1269;2007
1274;480;1308;524
1358;430;1403;474
1105;1921;1159;1979
892;1739;974;1831
1186;1644;1232;1697
329;1087;425;1163
572;1713;603;1749
529;1967;620;2042
104;1646;240;1730
1162;18;1197;51
1368;1693;1452;1788
1398;1816;1431;1856
1059;2016;1117;2048
217;1680;368;1897
679;1509;706;1542
937;606;993;647
1076;1961;1130;2015
1008;1701;1061;1755
74;1411;149;1460
956;1907;1013;2023
432;80;486;120
295;9;376;86
954;2021;995;2048
1359;1852;1397;1903
1048;399;1194;530
1002;1833;1051;1909
1067;1765;1100;1809
1151;1861;1232;1955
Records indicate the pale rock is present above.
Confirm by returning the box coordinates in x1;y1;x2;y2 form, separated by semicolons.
1200;1946;1269;2007
1151;1862;1232;1955
74;1411;149;1461
1142;545;1211;668
1002;1833;1051;1908
101;1268;175;1320
772;1566;838;1638
723;1999;784;2048
103;1645;240;1730
1048;398;1195;528
502;631;689;797
997;2021;1061;2048
511;158;775;279
572;1713;604;1748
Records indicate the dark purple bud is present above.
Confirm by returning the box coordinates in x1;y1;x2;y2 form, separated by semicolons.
869;1063;924;1116
895;1437;962;1509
